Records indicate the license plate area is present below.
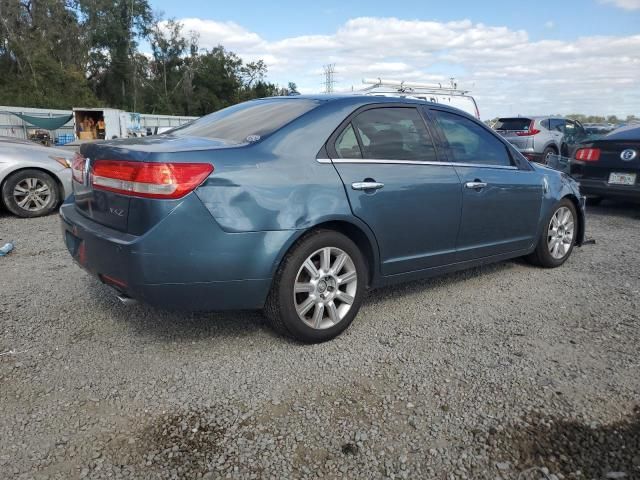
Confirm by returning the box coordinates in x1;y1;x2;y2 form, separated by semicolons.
608;172;636;185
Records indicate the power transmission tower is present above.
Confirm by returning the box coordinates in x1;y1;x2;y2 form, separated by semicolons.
323;64;336;93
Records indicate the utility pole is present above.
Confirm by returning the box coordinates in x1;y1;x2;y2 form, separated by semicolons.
323;64;336;94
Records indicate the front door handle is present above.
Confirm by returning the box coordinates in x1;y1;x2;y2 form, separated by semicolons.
352;181;384;191
465;181;487;189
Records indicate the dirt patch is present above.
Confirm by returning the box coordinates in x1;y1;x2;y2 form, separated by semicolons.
133;408;227;476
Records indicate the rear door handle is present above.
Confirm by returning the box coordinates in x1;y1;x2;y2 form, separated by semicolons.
465;181;487;189
352;181;384;191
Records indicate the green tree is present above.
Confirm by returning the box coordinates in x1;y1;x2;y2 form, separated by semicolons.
79;0;153;110
0;0;97;108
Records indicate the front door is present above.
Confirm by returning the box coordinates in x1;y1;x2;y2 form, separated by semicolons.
327;105;462;276
430;109;543;261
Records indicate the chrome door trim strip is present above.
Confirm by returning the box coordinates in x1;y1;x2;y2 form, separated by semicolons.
316;158;519;170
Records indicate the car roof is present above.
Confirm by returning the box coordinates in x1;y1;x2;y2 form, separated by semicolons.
263;94;444;106
497;115;565;120
256;94;474;117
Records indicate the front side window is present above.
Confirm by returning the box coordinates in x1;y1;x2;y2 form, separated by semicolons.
549;119;566;132
433;110;513;167
168;98;321;144
339;107;437;161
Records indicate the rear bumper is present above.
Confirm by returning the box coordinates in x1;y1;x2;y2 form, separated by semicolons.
576;177;640;200
59;195;295;311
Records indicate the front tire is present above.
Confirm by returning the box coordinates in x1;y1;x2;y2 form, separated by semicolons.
2;169;59;218
265;230;368;343
527;199;577;268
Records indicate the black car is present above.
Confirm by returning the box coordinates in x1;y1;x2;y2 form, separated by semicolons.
570;125;640;204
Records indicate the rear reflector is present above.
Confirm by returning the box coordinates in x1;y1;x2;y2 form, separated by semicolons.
101;274;127;290
575;148;601;162
92;160;213;199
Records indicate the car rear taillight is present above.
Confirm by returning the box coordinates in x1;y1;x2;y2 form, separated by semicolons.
575;148;601;162
91;160;213;199
515;120;540;136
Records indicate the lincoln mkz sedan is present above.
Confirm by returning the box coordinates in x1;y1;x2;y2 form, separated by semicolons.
60;96;586;342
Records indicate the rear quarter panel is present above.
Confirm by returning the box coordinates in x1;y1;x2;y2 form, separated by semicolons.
193;102;360;233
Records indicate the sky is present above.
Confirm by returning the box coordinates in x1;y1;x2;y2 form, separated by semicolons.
151;0;640;119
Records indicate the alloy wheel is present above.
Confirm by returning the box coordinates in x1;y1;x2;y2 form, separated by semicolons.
293;247;358;330
13;177;52;212
547;206;575;259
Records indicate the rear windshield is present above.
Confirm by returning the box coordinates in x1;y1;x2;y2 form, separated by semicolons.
494;118;532;131
168;98;321;144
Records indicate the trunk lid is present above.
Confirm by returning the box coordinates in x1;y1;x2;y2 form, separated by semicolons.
575;139;640;180
72;136;234;232
494;118;535;150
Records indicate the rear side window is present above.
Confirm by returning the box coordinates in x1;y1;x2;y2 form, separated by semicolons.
494;118;532;131
345;107;437;161
168;99;320;144
434;110;513;167
335;124;362;159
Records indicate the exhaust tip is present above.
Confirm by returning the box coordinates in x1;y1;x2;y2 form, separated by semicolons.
117;294;138;306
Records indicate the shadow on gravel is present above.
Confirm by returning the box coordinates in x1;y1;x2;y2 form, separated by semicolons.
81;260;521;344
86;280;272;343
493;407;640;478
365;260;518;306
589;200;640;220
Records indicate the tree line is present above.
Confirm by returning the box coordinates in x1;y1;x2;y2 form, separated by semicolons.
0;0;298;116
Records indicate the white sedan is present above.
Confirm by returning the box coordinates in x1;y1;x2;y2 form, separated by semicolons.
0;137;73;218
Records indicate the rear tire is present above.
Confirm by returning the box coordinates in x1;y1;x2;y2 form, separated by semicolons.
1;169;59;218
526;198;577;268
265;229;368;343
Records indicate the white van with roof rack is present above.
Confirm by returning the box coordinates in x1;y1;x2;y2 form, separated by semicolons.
355;78;481;120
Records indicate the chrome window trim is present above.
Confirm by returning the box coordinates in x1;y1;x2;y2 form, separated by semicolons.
316;158;519;170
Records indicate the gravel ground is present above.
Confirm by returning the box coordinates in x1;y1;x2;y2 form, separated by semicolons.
0;201;639;480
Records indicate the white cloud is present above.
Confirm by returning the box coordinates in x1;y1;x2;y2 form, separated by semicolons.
177;16;640;119
544;21;555;29
599;0;640;10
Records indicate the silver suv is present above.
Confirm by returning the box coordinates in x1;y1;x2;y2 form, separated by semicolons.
493;116;587;163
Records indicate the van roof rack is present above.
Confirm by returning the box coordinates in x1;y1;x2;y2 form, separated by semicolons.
358;78;470;97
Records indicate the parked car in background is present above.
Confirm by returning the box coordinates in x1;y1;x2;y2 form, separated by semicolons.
0;137;73;217
493;116;588;164
583;123;616;137
60;96;585;343
570;125;639;204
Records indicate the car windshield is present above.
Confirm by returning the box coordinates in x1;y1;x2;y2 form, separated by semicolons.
494;118;532;131
167;98;321;144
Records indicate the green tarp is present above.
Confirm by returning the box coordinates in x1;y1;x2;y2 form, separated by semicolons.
9;112;73;130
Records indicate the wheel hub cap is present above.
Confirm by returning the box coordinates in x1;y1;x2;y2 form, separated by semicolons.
547;206;575;260
13;177;51;212
293;247;358;330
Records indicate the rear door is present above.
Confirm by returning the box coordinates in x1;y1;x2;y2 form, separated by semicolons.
327;105;462;276
430;109;543;261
